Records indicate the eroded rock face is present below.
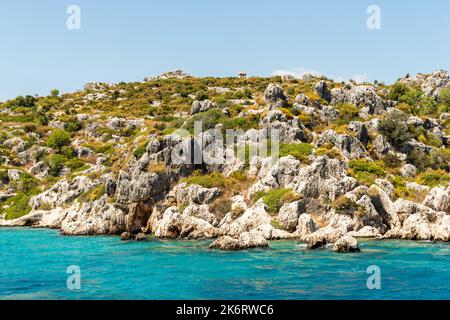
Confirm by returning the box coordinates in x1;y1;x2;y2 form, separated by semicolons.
348;121;369;146
0;207;68;229
288;156;357;206
293;213;317;238
264;83;287;107
278;201;303;232
115;170;171;204
400;70;450;97
316;130;366;159
170;183;220;205
222;200;271;237
422;186;450;213
382;198;450;241
191;100;215;114
331;84;390;117
259;110;309;142
314;80;331;102
60;196;127;235
29;176;98;210
151;206;219;240
249;156;301;197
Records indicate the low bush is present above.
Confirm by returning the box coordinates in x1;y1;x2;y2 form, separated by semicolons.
133;142;148;159
252;188;298;214
416;169;450;188
278;143;314;161
378;112;411;148
336;103;361;125
45;154;66;176
183;172;226;189
349;159;385;175
332;196;362;216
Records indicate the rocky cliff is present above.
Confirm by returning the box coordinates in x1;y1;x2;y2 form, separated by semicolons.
1;70;450;251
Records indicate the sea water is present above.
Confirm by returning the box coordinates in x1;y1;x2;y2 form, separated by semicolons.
0;227;448;300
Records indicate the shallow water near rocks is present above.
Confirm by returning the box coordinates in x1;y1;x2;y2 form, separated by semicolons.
0;227;449;300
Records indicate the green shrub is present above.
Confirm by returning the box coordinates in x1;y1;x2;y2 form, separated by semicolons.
387;82;438;116
416;170;450;188
183;172;226;188
279;143;314;161
45;154;66;176
349;159;385;186
65;158;86;171
439;88;450;112
349;159;385;175
47;129;71;151
133;142;148;159
183;108;224;132
407;149;450;172
381;153;402;168
378;112;411;148
79;184;106;202
2;173;39;220
336;103;361;125
66;121;83;133
210;198;232;219
332;196;360;215
3;193;33;220
252;188;297;214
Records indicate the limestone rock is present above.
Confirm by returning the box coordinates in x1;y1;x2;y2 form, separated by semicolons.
170;183;220;205
264;83;287;107
209;230;268;251
332;235;360;253
60;196;127;235
191;100;215;114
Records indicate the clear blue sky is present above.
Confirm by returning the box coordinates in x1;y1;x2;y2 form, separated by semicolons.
1;0;449;101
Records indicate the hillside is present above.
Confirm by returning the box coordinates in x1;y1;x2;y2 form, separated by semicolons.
1;70;450;251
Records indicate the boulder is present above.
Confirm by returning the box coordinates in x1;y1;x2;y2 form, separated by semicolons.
209;230;268;251
277;201;303;232
221;200;272;237
314;80;331;101
152;206;219;239
170;183;220;205
305;226;345;249
293;213;317;238
264;83;287;107
316;130;366;159
400;164;417;178
332;235;360;253
191;100;215;114
348;121;369;146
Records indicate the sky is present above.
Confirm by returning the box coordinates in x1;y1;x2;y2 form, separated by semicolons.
1;0;450;101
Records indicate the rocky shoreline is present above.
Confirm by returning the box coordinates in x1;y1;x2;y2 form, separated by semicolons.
1;70;450;252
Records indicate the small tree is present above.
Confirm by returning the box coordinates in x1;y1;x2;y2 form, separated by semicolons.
47;130;71;152
378;112;411;148
50;89;60;97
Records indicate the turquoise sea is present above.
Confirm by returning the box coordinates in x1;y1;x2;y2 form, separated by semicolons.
0;227;449;300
